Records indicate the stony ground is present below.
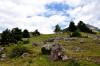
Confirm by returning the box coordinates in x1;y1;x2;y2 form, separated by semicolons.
0;33;100;66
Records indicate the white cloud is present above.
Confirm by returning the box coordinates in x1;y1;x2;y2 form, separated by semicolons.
68;0;100;27
0;0;100;34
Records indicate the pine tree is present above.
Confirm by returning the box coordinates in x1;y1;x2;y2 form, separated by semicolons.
23;29;30;38
54;24;61;33
77;21;92;33
32;29;40;36
68;21;77;32
11;27;22;41
0;29;11;45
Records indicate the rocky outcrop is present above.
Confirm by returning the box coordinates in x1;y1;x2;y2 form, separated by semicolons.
50;44;69;61
41;43;69;61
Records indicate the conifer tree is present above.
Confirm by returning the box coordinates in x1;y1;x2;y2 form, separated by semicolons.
68;21;77;32
54;24;61;33
23;29;30;38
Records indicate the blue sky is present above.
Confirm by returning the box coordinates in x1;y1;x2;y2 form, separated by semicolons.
0;0;100;34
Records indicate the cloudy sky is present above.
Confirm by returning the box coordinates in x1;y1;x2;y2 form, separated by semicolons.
0;0;100;34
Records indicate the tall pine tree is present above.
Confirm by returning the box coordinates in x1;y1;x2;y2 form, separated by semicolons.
68;21;77;32
23;29;30;38
11;27;22;41
54;24;61;33
32;29;40;36
77;21;93;33
0;29;11;45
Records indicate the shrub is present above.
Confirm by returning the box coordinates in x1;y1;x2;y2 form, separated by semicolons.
41;47;51;55
70;30;81;37
10;46;29;57
66;60;80;66
17;41;23;45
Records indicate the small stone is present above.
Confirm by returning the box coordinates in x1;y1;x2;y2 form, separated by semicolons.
21;53;30;58
62;55;69;61
1;54;6;58
0;47;5;52
32;42;38;47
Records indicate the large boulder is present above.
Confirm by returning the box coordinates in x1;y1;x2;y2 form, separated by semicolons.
41;43;69;61
50;44;67;61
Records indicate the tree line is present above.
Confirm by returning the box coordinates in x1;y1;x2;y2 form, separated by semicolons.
0;21;96;45
54;21;96;34
0;28;40;45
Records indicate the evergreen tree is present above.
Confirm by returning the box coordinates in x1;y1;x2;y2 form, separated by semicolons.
0;29;11;45
32;29;40;36
54;24;61;32
11;27;22;41
68;21;77;32
23;29;30;38
77;21;92;33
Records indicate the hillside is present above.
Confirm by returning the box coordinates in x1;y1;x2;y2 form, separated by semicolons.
0;33;100;66
86;24;100;32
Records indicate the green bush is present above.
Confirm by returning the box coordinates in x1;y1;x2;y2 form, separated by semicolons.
41;47;51;55
66;60;80;66
70;30;81;37
17;41;23;45
10;46;29;57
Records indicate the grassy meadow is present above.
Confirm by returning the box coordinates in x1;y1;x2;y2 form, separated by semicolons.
0;33;100;66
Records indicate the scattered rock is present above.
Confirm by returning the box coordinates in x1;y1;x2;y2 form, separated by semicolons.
90;56;100;64
64;37;78;41
1;54;6;58
21;53;30;58
80;39;85;43
72;46;81;52
43;38;55;43
62;55;69;61
0;53;6;61
32;42;38;47
0;47;5;52
54;37;64;42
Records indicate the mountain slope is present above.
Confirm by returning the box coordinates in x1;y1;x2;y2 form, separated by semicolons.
86;24;100;32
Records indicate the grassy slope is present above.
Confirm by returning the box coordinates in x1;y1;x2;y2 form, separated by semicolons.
0;33;100;66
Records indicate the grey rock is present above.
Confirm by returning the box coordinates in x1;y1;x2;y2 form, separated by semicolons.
72;46;81;52
50;44;68;61
62;55;69;61
1;54;6;58
80;39;85;43
21;53;30;58
0;47;5;52
32;42;38;47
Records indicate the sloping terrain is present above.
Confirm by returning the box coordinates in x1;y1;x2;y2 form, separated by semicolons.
0;33;100;66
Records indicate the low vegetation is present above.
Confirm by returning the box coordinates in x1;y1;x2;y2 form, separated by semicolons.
10;45;30;58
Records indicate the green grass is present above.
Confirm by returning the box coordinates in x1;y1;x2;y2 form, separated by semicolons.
0;33;100;66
